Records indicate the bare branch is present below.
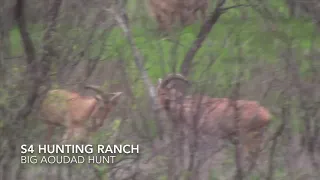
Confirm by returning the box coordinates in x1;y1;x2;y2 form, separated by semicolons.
110;5;164;139
180;0;227;77
15;0;63;121
221;4;252;12
14;0;36;65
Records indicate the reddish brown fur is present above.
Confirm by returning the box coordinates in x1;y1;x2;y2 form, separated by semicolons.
178;0;208;26
40;89;122;143
146;0;208;32
147;0;179;32
157;74;272;156
179;97;271;135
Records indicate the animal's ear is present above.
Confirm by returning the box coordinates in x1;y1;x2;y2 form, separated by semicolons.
95;95;106;109
109;92;123;104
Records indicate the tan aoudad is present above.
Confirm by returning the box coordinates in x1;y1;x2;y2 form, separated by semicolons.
156;74;272;157
146;0;208;31
39;85;122;143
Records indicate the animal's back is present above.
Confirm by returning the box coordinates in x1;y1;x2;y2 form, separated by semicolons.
40;89;79;126
236;100;271;130
147;0;172;18
180;97;271;136
146;0;181;30
67;96;97;123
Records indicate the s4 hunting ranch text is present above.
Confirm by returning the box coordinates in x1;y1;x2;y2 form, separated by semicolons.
21;144;140;154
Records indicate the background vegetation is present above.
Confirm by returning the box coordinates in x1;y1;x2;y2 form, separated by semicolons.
0;0;319;179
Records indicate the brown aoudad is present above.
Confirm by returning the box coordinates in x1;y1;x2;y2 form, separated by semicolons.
146;0;208;31
157;74;272;157
39;85;122;143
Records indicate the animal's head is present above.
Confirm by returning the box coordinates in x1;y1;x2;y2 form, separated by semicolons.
147;0;181;32
84;85;123;119
156;74;190;110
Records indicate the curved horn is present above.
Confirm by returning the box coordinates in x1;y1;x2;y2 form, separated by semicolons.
110;92;123;102
84;85;108;99
108;92;122;95
159;74;190;89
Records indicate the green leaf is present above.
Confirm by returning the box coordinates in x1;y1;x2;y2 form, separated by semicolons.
112;119;121;131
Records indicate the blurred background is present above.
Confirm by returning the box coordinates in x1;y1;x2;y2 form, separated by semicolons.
0;0;319;179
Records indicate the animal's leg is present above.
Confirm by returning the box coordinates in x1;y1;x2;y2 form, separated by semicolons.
96;119;104;129
237;129;252;164
63;122;88;144
181;13;187;26
241;130;264;171
89;118;98;132
250;130;264;157
61;128;73;144
46;124;55;143
61;131;69;144
156;11;171;33
180;9;194;26
73;125;88;143
156;14;165;31
172;11;180;27
89;118;103;132
61;114;76;144
191;10;197;24
188;10;197;25
162;17;171;33
199;7;207;23
243;130;264;171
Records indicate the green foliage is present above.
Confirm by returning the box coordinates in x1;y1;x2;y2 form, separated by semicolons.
181;170;192;179
9;8;320;85
209;169;219;180
111;119;121;132
274;167;287;179
0;89;8;104
158;175;167;180
93;118;122;143
7;0;320;142
9;27;23;56
145;119;158;138
4;1;320;179
9;24;44;56
91;164;108;179
43;90;69;110
248;174;261;180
